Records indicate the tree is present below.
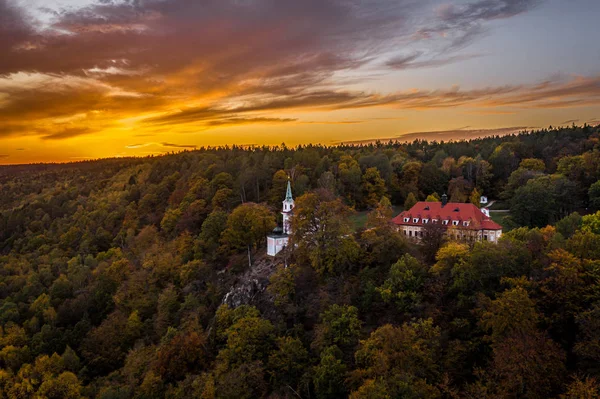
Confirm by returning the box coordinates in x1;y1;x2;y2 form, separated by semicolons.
479;287;539;342
575;303;600;373
419;162;448;199
313;304;362;352
519;158;546;172
366;197;394;229
425;193;440;202
36;371;83;399
449;187;467;203
431;242;469;279
313;346;348;399
361;168;387;209
377;254;428;312
582;211;600;235
199;209;228;261
556;212;583;238
154;329;207;382
338;156;363;206
212;188;234;210
222;203;276;267
291;192;359;276
349;379;390;399
160;208;182;235
351;320;441;398
420;222;446;264
269;170;289;206
267;265;296;315
510;176;556;227
267;336;309;390
398;162;422;201
562;376;600;399
448;177;471;203
478;287;566;398
403;192;417;210
470;188;481;208
589;180;600;211
475;159;494;193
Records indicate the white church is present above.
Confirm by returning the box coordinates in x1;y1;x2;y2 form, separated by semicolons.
267;181;294;256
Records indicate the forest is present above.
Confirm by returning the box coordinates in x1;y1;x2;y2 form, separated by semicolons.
1;124;600;398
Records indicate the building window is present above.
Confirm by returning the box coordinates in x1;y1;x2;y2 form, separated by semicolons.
413;218;419;223
409;231;413;237
404;218;409;223
484;235;488;241
419;231;423;237
443;220;449;225
423;219;429;224
453;220;459;226
463;221;469;226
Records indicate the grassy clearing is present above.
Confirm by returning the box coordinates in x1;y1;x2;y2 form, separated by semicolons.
487;200;509;210
490;211;508;227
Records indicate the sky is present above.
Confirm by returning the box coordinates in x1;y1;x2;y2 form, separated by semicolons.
1;0;599;164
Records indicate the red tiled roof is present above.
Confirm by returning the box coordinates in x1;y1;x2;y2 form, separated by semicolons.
392;201;502;231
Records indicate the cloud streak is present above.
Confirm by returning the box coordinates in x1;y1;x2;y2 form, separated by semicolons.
337;126;535;144
0;0;586;151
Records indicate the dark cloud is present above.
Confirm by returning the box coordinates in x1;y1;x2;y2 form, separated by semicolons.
161;142;197;149
0;0;410;78
0;0;33;53
145;74;600;128
205;117;298;127
0;0;552;141
395;126;535;142
40;127;94;140
438;0;541;24
338;126;535;144
387;53;483;70
414;0;541;53
560;119;579;124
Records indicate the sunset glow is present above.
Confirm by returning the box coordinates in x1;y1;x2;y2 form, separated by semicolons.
1;0;599;164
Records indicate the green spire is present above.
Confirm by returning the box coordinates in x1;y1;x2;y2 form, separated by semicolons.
285;180;293;201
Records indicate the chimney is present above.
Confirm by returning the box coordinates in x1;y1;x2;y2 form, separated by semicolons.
442;194;448;207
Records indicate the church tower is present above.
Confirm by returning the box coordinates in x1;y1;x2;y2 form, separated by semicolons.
282;180;294;234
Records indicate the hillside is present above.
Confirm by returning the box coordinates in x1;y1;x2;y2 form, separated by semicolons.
1;125;600;398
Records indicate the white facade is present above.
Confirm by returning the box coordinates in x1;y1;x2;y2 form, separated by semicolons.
398;225;502;243
267;180;294;256
267;235;289;256
282;181;295;235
